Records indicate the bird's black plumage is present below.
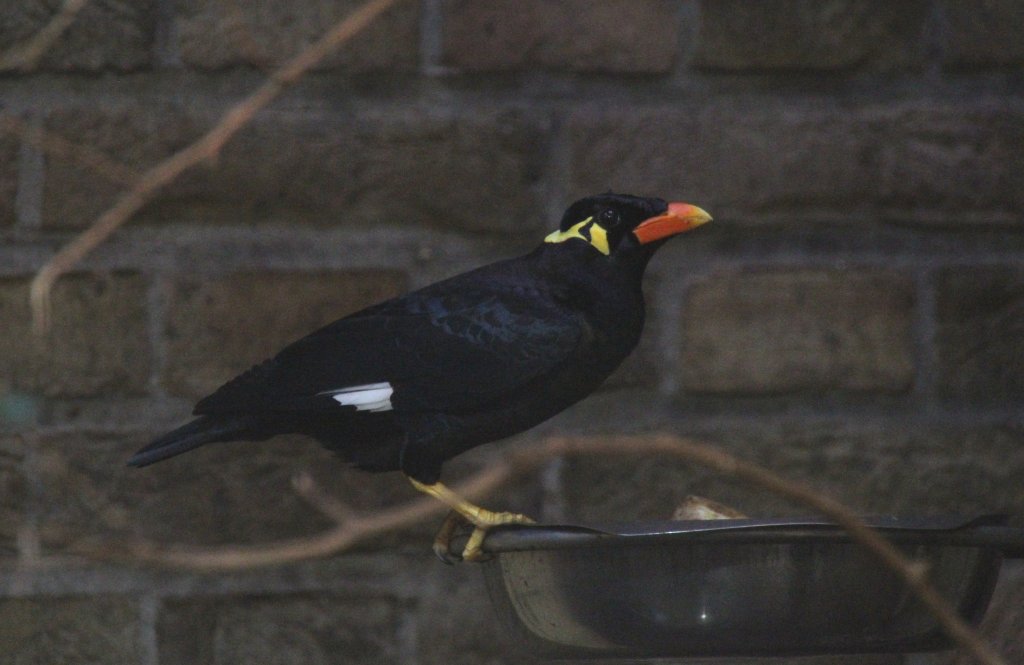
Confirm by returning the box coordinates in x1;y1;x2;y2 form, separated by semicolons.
129;193;710;485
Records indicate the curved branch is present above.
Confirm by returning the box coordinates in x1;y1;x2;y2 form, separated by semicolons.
68;463;513;570
29;0;400;333
55;434;1006;665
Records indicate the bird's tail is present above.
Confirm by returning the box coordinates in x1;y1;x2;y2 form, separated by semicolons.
127;415;249;467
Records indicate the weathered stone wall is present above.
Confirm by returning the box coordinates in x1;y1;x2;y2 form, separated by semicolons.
1;1;1022;663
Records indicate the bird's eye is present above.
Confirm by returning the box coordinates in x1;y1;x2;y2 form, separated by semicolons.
599;208;620;227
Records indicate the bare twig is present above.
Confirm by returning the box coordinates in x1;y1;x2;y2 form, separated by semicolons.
68;463;510;570
54;434;1005;665
0;113;137;186
0;0;90;71
291;472;357;523
28;0;400;333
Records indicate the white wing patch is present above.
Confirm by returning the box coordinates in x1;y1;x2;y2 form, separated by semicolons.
320;382;394;412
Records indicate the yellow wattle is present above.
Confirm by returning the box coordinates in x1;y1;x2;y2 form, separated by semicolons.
543;217;610;255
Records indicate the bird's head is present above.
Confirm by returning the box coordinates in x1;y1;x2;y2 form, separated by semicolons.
544;193;711;258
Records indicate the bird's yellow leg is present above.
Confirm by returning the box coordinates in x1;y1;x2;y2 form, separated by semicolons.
408;477;534;561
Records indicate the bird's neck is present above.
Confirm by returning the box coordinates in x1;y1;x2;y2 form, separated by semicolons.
531;244;649;340
531;243;651;293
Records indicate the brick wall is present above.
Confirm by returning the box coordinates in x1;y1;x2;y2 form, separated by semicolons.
1;1;1023;663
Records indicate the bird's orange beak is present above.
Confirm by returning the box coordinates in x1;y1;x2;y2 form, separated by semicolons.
633;202;712;245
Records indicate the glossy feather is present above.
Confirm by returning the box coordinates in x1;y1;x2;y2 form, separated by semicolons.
130;194;690;483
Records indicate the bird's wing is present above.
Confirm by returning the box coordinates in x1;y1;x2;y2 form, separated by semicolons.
194;281;586;416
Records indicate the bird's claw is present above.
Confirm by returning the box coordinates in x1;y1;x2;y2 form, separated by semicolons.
432;510;465;565
433;541;462;565
431;509;535;563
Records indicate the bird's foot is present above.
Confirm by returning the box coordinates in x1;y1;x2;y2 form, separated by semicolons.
460;509;535;562
410;478;534;563
432;509;535;563
430;506;536;563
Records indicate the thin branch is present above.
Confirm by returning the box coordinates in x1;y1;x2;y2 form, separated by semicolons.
0;0;90;71
28;0;401;333
50;434;1005;665
67;464;511;570
291;472;357;523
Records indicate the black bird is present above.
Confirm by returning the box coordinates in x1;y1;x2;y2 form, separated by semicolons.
129;193;711;559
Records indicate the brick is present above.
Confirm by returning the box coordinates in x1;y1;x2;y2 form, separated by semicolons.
0;0;155;72
169;110;549;233
175;0;418;72
41;104;202;229
0;596;142;663
0;273;151;398
942;0;1024;68
164;270;408;399
693;0;929;71
561;424;1024;522
878;104;1024;221
158;594;403;665
0;436;27;556
0;129;16;227
679;270;915;394
441;0;677;73
36;429;429;549
568;104;875;217
936;267;1024;401
44;106;549;233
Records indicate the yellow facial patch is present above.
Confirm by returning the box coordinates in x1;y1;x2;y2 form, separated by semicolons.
544;217;610;255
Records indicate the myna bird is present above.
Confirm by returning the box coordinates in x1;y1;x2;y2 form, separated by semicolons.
129;193;712;560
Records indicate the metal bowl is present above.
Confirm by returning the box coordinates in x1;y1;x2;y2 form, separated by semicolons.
478;515;1023;659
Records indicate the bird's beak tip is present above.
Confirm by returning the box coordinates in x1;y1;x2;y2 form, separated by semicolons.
633;202;712;245
667;202;713;227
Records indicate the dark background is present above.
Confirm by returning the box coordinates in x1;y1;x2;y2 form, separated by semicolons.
1;1;1022;663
